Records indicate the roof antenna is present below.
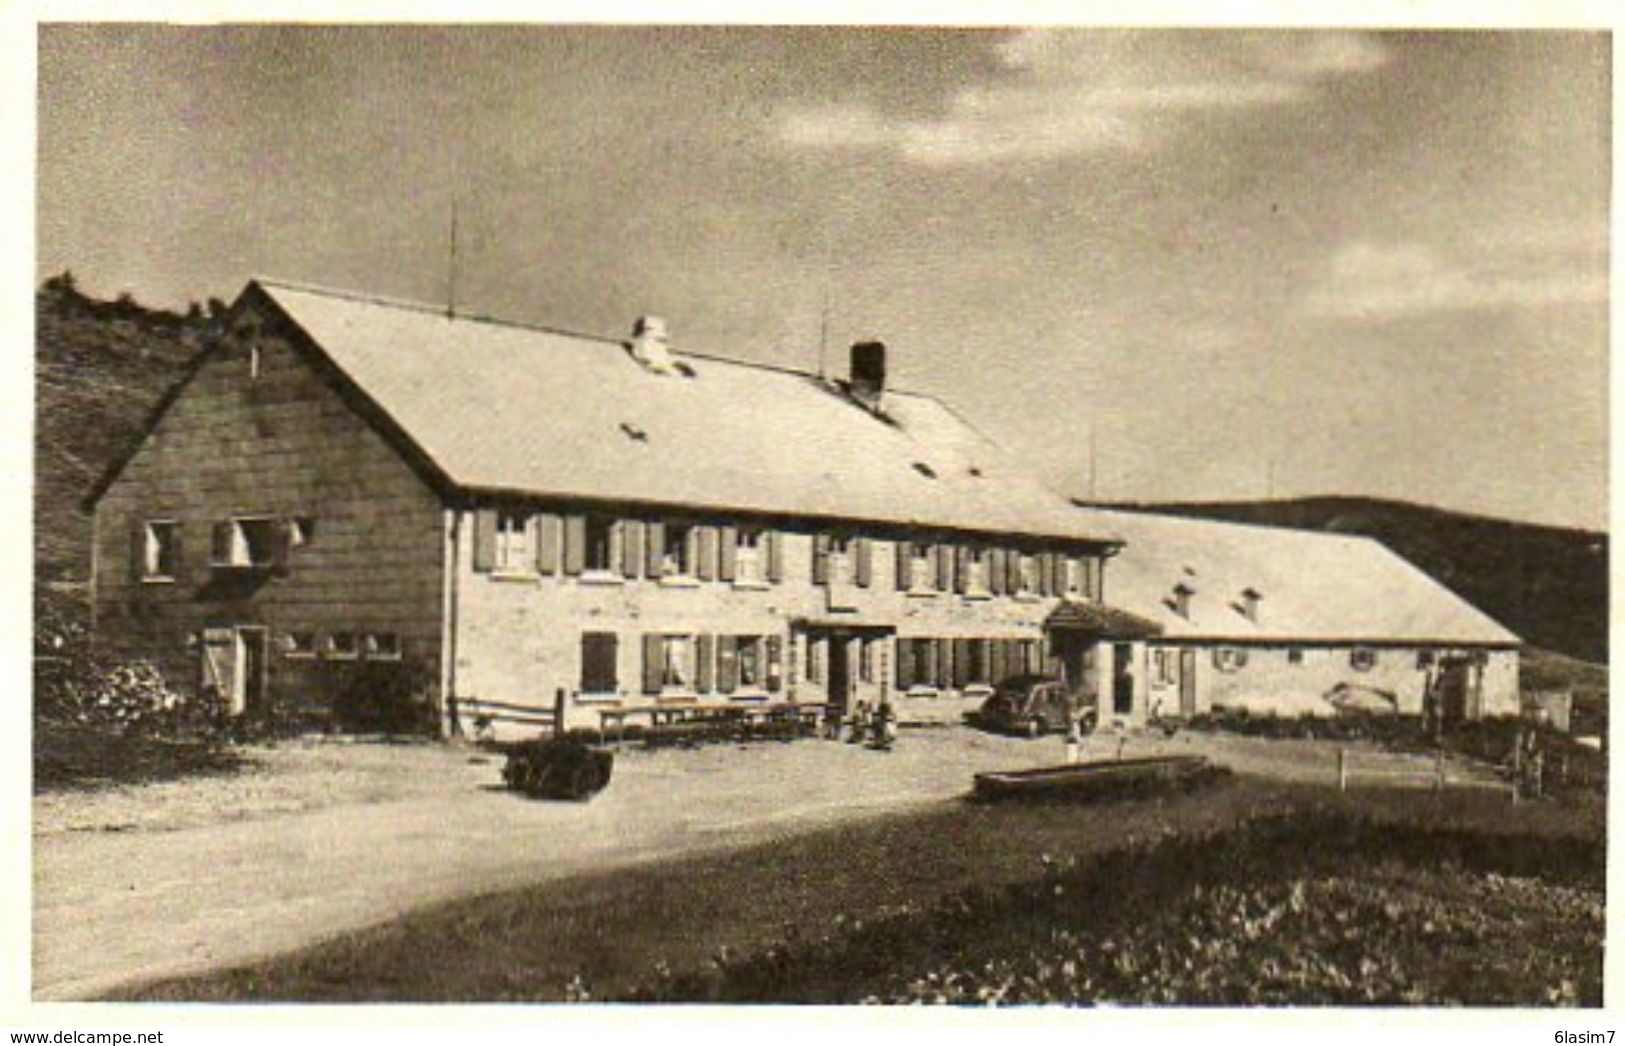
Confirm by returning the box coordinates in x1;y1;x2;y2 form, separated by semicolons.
446;198;459;321
1087;423;1098;501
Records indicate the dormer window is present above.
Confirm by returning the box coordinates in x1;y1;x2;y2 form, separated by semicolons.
1239;587;1263;622
1172;582;1195;619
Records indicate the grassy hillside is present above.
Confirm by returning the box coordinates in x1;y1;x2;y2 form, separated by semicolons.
34;275;216;585
1095;496;1607;664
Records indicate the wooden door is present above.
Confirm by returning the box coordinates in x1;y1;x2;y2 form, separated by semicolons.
236;627;269;716
1112;642;1135;715
1179;648;1197;716
1438;657;1470;725
826;633;851;712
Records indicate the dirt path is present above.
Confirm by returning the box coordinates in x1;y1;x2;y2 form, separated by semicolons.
32;729;1498;1000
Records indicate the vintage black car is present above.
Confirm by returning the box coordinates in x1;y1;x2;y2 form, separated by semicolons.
978;674;1097;737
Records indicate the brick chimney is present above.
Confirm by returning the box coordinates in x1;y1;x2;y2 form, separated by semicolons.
849;340;886;411
630;315;674;374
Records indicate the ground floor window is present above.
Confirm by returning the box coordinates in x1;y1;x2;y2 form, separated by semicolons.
581;632;619;693
1351;648;1378;672
1151;648;1177;687
322;632;358;660
363;632;401;660
1212;647;1248;672
1287;647;1305;665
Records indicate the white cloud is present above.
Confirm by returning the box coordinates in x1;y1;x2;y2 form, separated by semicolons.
774;29;1390;166
1304;237;1608;320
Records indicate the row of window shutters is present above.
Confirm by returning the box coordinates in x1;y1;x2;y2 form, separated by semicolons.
471;508;1102;597
580;632;1051;696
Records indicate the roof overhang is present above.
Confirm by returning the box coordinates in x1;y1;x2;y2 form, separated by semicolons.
1044;599;1164;639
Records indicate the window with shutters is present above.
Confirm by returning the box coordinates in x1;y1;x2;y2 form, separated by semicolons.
733;526;766;584
736;635;765;689
1151;649;1176;687
211;516;278;569
494;512;532;574
907;542;936;593
658;522;695;578
1062;556;1082;596
660;634;695;688
142;520;180;581
968;639;990;685
580;632;619;693
1015;552;1039;596
965;547;991;596
584;515;618;574
824;534;854;586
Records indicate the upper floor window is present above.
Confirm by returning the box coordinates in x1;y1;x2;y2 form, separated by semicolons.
908;542;936;591
494;512;531;573
211;516;278;569
584;515;618;573
659;522;695;578
1015;552;1039;595
1212;647;1248;673
142;520;180;581
966;547;991;595
1062;556;1082;596
364;632;401;660
1350;648;1378;672
733;526;766;583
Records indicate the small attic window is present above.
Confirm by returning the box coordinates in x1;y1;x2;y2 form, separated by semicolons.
1237;587;1263;622
619;422;649;443
249;344;262;380
912;462;938;479
967;466;983;478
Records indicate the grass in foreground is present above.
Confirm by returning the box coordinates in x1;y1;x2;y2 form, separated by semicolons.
33;720;242;794
117;777;1602;1005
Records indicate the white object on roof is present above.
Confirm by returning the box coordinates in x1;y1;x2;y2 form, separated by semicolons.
1095;509;1519;647
253;279;1123;545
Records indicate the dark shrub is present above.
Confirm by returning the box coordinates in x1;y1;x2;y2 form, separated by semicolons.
330;659;440;735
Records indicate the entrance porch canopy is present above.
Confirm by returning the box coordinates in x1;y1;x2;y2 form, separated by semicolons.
1044;598;1164;639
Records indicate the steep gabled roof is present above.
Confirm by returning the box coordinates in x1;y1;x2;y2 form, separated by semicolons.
1094;509;1520;646
237;279;1121;544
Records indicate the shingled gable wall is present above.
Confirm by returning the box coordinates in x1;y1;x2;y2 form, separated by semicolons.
91;299;447;728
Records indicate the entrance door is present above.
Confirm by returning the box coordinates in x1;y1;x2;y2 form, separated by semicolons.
826;633;851;713
1178;648;1197;716
235;627;269;716
1437;656;1470;725
1112;642;1135;715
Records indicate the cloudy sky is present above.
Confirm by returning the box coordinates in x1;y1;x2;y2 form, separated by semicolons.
36;25;1610;530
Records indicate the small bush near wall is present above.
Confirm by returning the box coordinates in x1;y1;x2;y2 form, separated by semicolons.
329;659;440;736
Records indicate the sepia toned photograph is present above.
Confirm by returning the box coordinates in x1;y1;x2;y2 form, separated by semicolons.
29;20;1608;1009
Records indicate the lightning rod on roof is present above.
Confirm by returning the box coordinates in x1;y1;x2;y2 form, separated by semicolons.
446;198;459;321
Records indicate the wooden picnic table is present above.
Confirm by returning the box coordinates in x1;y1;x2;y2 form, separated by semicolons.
597;700;828;746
